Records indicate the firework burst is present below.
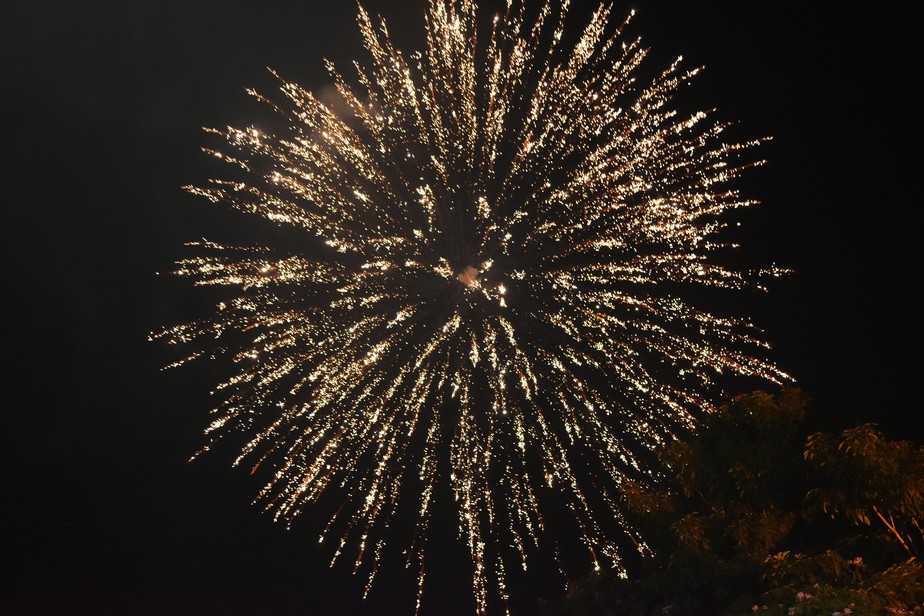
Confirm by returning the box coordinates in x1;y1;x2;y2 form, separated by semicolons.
155;0;788;612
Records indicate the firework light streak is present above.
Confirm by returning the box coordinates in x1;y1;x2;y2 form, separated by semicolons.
154;0;789;612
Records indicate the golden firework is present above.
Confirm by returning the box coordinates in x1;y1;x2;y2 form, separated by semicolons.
154;1;789;612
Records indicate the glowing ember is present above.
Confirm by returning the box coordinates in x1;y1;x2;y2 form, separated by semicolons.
457;266;480;287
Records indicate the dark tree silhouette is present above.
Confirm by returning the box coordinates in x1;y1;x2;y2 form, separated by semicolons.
546;390;924;616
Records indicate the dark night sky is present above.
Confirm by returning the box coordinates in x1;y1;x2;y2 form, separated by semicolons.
3;1;920;614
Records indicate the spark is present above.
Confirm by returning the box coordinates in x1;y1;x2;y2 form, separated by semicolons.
153;0;789;613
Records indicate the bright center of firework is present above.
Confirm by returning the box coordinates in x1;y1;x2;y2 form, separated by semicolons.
457;265;481;287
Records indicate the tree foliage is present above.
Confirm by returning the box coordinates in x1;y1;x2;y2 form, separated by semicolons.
805;424;924;558
545;390;924;616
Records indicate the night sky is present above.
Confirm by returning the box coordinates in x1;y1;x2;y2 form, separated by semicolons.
3;1;920;614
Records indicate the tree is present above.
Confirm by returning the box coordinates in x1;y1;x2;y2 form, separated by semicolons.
546;390;924;616
804;423;924;558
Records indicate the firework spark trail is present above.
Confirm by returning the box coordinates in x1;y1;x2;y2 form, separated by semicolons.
154;0;789;612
